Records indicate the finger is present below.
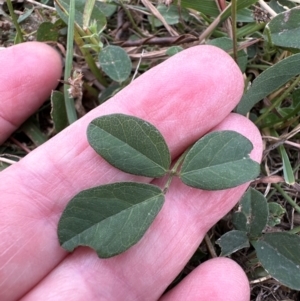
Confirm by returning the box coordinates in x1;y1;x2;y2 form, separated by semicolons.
0;45;244;300
21;113;262;301
160;258;250;301
0;42;62;144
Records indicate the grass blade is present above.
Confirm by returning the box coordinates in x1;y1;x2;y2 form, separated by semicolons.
83;0;96;30
63;0;77;124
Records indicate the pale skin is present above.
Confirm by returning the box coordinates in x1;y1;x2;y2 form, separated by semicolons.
0;42;262;301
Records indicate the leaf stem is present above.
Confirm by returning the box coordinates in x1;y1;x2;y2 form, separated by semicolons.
163;147;191;194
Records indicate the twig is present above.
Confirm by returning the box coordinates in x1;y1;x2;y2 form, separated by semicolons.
131;49;144;82
141;0;179;36
26;0;56;10
258;0;277;18
204;234;217;258
115;34;197;47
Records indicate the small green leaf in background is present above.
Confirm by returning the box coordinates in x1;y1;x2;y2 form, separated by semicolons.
166;46;183;57
271;129;295;185
180;131;260;190
267;202;286;227
176;0;257;20
82;0;96;29
236;53;300;115
216;230;250;257
87;114;171;178
37;22;59;42
176;0;219;17
51;91;69;133
236;8;254;23
98;82;122;104
207;37;248;72
17;4;34;23
58;182;165;258
150;4;190;27
253;232;300;290
278;143;295;185
232;188;268;238
99;45;132;82
265;7;300;50
55;0;107;33
20;118;47;146
269;0;297;14
0;161;10;171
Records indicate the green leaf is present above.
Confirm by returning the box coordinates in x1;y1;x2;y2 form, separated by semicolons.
87;114;171;178
253;232;300;290
58;182;165;258
216;230;250;256
150;4;190;27
166;46;184;56
55;0;107;33
207;37;248;72
233;188;268;237
269;0;297;14
177;0;258;19
278;144;295;185
51;91;69;133
176;0;219;16
95;2;117;17
236;8;254;23
267;202;286;227
180;131;260;190
99;45;132;82
82;0;96;29
20;118;47;146
17;4;34;23
98;82;122;104
236;53;300;115
265;7;300;50
37;22;59;42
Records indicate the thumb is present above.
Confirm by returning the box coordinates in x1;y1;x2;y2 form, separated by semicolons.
0;42;62;144
160;257;250;301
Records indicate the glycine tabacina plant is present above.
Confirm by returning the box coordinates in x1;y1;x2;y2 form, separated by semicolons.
57;113;260;258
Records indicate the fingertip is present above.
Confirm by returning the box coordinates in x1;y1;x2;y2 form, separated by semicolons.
1;41;62;91
161;257;250;301
0;42;62;144
172;45;245;109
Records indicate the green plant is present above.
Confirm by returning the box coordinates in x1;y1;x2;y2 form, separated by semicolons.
217;187;300;290
57;113;259;258
3;0;300;297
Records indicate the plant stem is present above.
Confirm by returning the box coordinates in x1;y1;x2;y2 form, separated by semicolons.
64;0;77;124
236;23;265;39
74;29;108;87
163;147;191;194
119;0;145;37
204;234;217;258
231;0;238;63
6;0;24;43
273;183;300;214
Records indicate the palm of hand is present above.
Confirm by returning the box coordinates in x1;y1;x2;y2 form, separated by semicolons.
0;42;262;301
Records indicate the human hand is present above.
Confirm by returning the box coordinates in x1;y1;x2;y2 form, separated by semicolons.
0;42;262;301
